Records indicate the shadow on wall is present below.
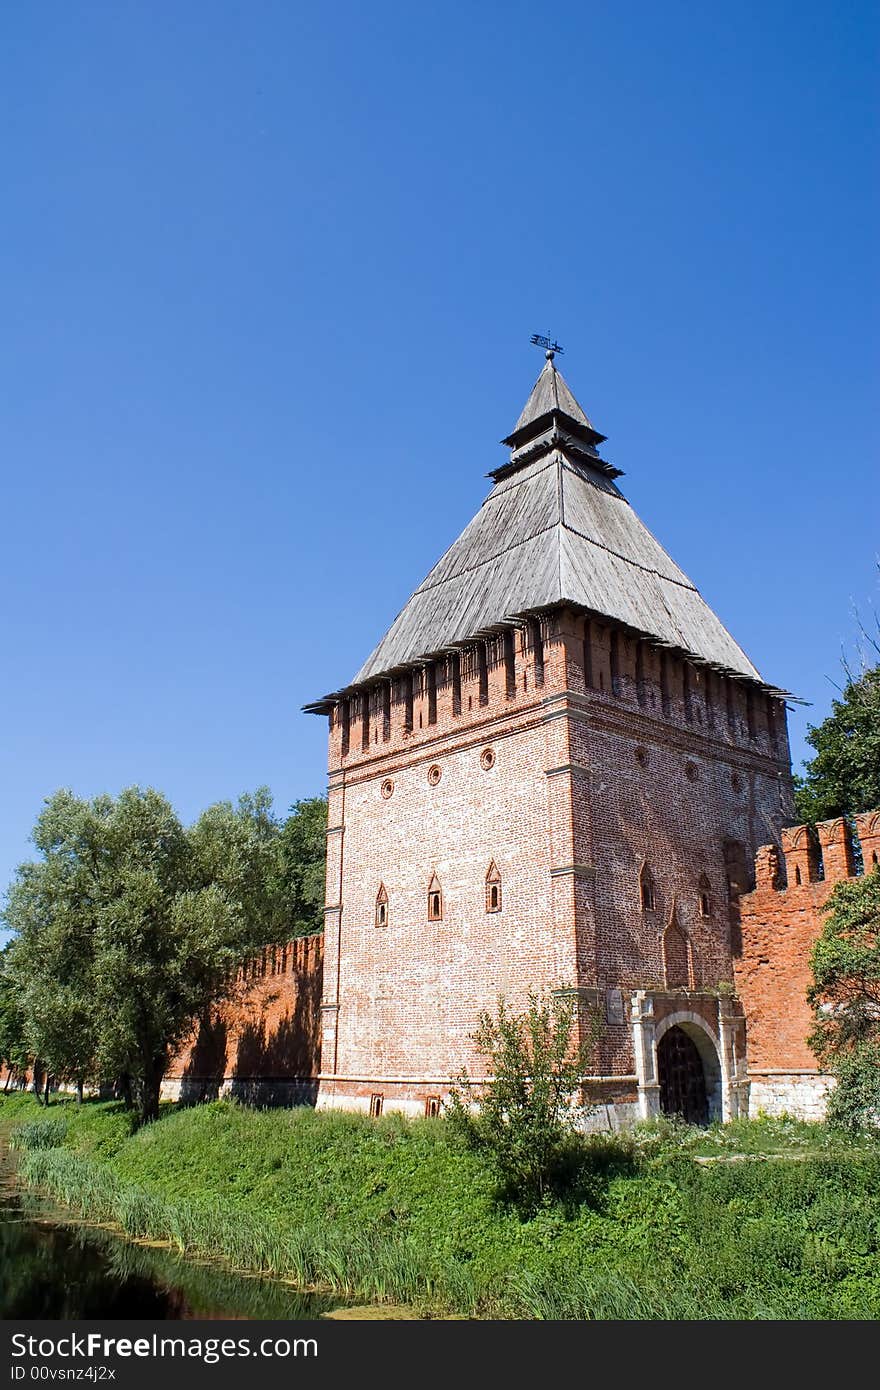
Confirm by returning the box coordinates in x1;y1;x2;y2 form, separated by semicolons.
179;956;323;1109
179;1014;229;1104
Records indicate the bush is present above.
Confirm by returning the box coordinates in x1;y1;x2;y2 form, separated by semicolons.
446;990;597;1213
825;1044;880;1135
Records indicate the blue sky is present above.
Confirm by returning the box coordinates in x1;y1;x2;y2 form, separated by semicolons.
1;1;877;928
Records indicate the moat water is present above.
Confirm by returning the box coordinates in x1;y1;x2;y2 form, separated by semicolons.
0;1136;339;1320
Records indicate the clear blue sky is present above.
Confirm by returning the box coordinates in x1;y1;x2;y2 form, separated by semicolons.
1;1;877;931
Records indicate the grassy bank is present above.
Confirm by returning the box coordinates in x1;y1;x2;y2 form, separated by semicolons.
3;1094;879;1318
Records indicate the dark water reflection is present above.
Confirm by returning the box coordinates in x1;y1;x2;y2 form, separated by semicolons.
0;1146;338;1320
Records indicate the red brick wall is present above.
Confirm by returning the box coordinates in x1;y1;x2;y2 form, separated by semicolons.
734;812;879;1072
167;933;323;1098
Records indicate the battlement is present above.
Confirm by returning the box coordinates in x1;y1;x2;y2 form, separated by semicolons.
734;809;880;1089
753;809;880;892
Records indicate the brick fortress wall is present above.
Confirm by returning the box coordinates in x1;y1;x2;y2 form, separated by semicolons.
163;932;323;1106
734;810;880;1118
318;606;794;1118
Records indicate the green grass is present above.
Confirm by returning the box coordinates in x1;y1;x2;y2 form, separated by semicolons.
3;1093;879;1319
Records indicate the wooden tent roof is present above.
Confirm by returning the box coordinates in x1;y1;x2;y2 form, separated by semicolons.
306;361;787;712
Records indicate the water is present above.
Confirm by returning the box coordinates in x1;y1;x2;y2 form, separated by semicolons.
0;1140;339;1320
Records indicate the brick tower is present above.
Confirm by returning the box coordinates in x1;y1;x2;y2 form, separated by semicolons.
306;353;795;1125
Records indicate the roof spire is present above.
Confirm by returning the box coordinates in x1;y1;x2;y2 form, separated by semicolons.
493;348;621;483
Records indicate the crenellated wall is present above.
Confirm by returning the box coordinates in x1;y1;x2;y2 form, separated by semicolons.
734;810;880;1118
163;933;323;1106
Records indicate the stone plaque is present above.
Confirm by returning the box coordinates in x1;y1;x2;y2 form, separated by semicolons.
605;987;625;1025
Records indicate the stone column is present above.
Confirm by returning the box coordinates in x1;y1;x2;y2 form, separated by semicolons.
717;997;749;1120
630;991;660;1118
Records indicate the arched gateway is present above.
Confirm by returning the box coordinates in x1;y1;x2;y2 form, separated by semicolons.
657;1025;709;1123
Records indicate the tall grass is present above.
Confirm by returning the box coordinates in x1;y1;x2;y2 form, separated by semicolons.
18;1148;477;1314
8;1114;70;1151
9;1097;880;1320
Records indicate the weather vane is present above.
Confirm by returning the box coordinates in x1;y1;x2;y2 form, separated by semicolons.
530;332;564;359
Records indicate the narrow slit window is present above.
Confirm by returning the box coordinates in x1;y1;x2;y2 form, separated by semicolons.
451;652;462;716
427;874;443;922
369;1094;383;1118
698;874;712;918
477;644;489;706
361;691;370;750
485;860;502;913
640;864;656;912
404;672;414;733
609;629;620;696
660;652;670;716
683;663;694;723
382;682;391;741
503;630;516;699
530;618;545;688
375;883;388;928
583;618;594;690
340;700;351;756
635;641;645;708
427;662;437;725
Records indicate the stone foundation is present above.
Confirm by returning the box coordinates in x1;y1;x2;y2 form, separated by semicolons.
747;1071;835;1121
160;1075;318;1108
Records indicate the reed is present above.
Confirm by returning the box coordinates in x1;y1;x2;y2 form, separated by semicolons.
18;1147;476;1313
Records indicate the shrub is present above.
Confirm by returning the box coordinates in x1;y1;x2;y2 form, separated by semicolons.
446;990;597;1213
825;1044;880;1134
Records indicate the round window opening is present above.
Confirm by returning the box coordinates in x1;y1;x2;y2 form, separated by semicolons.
427;765;442;786
380;778;394;800
480;747;496;771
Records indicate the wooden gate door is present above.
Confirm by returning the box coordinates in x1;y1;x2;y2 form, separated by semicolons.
657;1025;709;1124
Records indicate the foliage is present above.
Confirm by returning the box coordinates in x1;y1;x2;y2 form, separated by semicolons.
1;786;302;1125
794;664;880;824
808;867;880;1132
0;948;31;1085
276;798;327;938
446;990;598;1212
5;1095;880;1319
824;1045;880;1135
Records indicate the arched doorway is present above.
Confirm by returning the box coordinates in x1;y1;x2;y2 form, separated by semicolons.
657;1025;708;1124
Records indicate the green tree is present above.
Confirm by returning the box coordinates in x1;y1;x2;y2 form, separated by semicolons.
277;798;327;937
447;990;597;1212
794;665;880;824
3;786;292;1125
808;866;880;1132
0;949;30;1090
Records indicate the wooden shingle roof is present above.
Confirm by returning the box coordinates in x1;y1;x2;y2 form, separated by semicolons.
306;362;786;711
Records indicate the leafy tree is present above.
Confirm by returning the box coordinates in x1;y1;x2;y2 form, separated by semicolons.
447;990;597;1212
808;866;880;1132
794;665;880;825
277;798;327;937
0;949;30;1090
3;786;294;1125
